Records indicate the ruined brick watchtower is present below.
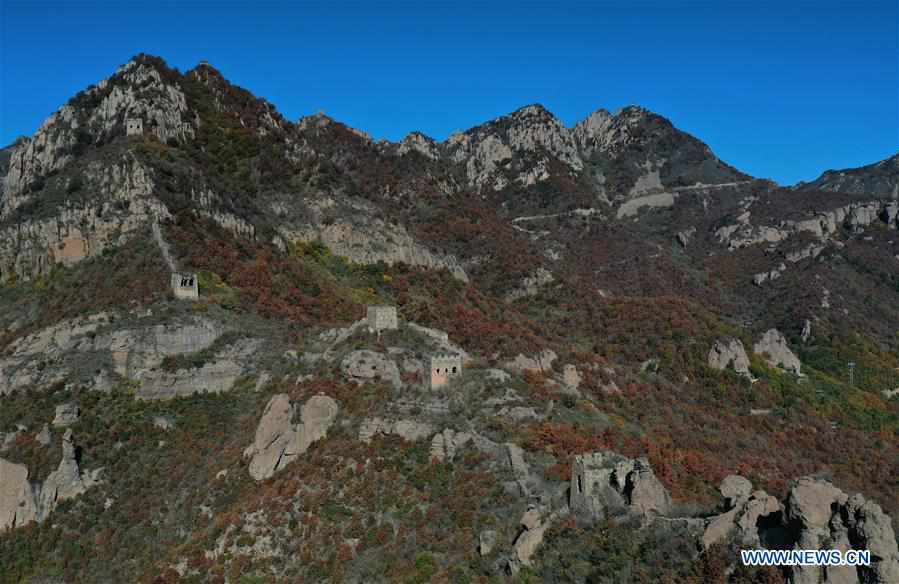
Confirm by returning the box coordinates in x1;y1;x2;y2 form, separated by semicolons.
366;306;398;332
429;354;462;389
171;272;199;300
125;118;143;136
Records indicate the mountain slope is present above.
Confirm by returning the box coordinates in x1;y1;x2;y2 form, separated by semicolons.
800;153;899;197
1;55;898;584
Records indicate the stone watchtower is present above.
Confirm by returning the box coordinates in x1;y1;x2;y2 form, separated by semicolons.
429;354;462;389
570;452;633;521
367;306;398;332
171;272;199;300
125;118;143;136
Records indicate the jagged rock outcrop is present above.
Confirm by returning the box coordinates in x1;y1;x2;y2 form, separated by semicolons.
716;197;899;258
244;394;339;481
397;132;439;160
707;338;752;377
282;219;469;282
505;443;536;497
510;506;570;572
358;418;434;444
0;430;101;531
504;349;557;374
570;451;671;523
784;477;899;584
753;329;801;374
429;429;473;462
699;475;899;584
0;314;250;398
479;529;498;556
40;430;102;517
505;267;555;301
136;339;258;400
701;475;782;550
0;157;167;284
446;104;581;191
801;319;812;343
340;350;402;389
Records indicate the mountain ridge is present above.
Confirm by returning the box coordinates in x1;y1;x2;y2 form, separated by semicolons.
1;52;899;584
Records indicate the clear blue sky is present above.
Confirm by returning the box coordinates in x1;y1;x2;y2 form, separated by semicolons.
1;0;897;184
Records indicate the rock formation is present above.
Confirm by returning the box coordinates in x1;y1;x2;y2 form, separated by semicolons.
784;478;899;584
0;458;38;530
510;507;569;571
707;338;752;377
340;350;402;389
753;329;802;374
358;418;434;444
701;475;782;550
429;429;473;462
244;394;339;481
700;475;899;584
0;430;101;531
504;349;557;374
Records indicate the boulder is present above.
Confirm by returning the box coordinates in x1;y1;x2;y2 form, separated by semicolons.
707;338;751;377
245;394;294;481
244;394;339;481
36;424;52;446
561;364;582;389
720;474;753;508
340;350;402;389
753;329;801;374
0;458;38;529
478;529;498;556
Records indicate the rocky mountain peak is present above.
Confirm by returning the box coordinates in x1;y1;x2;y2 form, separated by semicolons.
508;103;557;122
397;131;439;159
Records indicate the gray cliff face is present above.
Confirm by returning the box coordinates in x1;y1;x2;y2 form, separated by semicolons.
2;57;193;213
0;313;259;399
0;156;166;283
